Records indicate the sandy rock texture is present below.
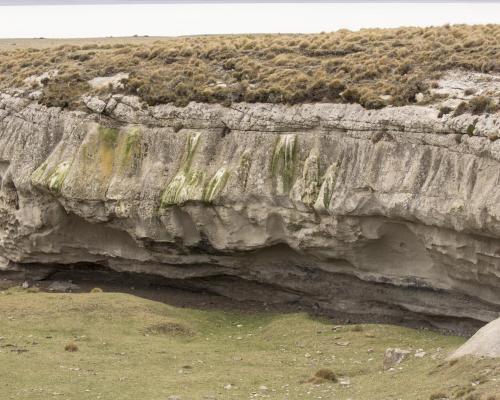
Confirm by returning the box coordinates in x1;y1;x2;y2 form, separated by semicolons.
450;317;500;358
1;92;500;333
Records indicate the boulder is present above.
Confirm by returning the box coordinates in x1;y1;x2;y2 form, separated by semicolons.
88;73;129;90
383;348;411;369
82;96;106;114
449;317;500;359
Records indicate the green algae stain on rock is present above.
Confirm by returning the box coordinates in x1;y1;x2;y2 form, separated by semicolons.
182;132;201;173
119;127;142;173
124;127;141;157
160;132;231;207
271;134;297;193
47;162;70;192
160;170;205;207
31;124;140;199
93;125;142;175
291;148;321;206
237;152;252;190
315;164;338;211
31;161;48;184
203;167;229;203
32;161;70;193
160;132;204;208
99;126;119;148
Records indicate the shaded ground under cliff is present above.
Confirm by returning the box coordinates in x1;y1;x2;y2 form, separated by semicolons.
1;281;500;399
0;264;487;337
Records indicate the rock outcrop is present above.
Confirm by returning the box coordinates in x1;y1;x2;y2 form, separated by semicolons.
2;92;500;333
450;317;500;358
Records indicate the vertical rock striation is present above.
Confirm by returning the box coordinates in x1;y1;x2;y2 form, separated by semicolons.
2;92;500;332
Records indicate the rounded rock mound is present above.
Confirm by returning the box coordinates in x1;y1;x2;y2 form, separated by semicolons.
450;317;500;359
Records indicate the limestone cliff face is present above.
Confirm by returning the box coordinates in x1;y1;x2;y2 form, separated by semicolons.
2;92;500;331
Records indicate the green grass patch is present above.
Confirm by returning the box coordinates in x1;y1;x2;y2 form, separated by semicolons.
0;290;499;399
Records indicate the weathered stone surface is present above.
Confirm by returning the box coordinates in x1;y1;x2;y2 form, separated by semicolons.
88;73;129;90
450;317;500;359
432;70;500;102
2;92;500;332
82;95;106;114
47;281;80;292
383;348;411;369
24;69;59;87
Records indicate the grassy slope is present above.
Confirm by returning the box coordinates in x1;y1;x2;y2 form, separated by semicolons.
1;288;499;399
0;25;499;110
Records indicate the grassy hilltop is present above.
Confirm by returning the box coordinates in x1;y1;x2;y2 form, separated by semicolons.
0;24;498;110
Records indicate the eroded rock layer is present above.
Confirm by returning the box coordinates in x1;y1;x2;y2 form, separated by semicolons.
2;93;500;332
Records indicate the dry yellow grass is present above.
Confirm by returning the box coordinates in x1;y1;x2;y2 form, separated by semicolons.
0;24;499;110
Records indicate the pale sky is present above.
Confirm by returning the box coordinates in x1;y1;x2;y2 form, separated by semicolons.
0;3;499;38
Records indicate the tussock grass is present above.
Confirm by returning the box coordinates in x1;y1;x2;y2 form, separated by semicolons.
307;368;338;384
143;322;194;337
0;24;498;110
64;342;79;352
454;96;499;117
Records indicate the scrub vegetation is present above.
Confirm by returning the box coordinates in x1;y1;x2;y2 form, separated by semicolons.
0;24;498;110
